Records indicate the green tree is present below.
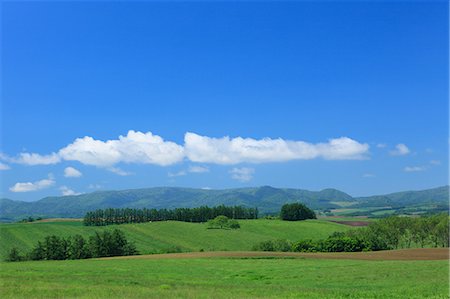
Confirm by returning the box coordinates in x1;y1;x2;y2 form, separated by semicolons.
280;203;316;221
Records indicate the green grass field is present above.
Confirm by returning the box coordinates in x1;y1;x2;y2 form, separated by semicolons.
0;257;447;298
0;219;349;259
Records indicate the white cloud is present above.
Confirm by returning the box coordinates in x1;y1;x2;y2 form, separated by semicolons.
59;131;184;167
64;166;82;178
404;166;425;172
0;162;10;170
108;167;133;176
390;144;410;156
230;167;254;182
184;133;369;164
9;152;61;165
188;165;209;173
430;160;441;165
4;131;371;169
376;143;387;148
60;186;81;196
9;175;55;192
168;170;187;177
362;173;375;178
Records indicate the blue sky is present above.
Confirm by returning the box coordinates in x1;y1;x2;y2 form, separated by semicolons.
1;1;448;201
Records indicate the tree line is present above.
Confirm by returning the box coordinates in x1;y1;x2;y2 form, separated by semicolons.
7;229;138;262
253;214;449;253
83;205;258;226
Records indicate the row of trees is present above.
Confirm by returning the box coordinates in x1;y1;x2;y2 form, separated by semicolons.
83;205;259;226
253;214;449;253
7;229;138;262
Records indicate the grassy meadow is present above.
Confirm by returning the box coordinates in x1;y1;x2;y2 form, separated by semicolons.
0;219;349;259
1;256;448;299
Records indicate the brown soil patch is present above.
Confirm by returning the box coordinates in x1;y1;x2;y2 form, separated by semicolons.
330;221;369;227
100;248;449;261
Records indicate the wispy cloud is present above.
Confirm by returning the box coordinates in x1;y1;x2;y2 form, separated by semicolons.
404;166;425;172
0;162;10;170
362;173;375;178
430;160;441;165
229;167;254;182
390;144;410;156
108;167;133;176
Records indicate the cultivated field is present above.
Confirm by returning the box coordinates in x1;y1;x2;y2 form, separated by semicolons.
0;252;448;299
0;219;349;259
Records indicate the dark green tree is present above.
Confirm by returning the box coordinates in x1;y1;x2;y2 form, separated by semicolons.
280;203;316;221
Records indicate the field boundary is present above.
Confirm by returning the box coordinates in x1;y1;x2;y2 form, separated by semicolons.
98;248;449;261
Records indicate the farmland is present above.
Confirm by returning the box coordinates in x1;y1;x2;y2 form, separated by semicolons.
0;219;349;259
1;252;448;299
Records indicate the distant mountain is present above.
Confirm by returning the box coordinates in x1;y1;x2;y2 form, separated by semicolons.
0;185;448;222
354;186;449;208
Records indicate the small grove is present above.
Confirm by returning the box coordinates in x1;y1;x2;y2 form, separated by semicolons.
83;205;258;226
253;213;449;253
7;229;138;262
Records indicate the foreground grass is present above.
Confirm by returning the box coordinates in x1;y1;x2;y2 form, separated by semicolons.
0;219;348;258
0;257;448;298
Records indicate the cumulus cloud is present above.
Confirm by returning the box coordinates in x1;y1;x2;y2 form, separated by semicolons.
60;186;81;196
9;175;55;192
64;166;82;178
230;167;254;182
3;131;370;169
59;131;184;167
0;162;10;170
404;166;425;172
390;144;410;156
184;133;369;164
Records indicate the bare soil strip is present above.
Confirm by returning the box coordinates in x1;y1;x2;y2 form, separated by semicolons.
329;221;369;226
100;248;449;261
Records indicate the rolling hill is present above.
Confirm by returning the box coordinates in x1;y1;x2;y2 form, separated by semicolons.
0;219;349;259
0;185;447;222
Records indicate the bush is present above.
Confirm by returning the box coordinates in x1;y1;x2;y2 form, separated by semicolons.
252;239;292;252
6;247;23;262
207;216;240;230
280;203;316;221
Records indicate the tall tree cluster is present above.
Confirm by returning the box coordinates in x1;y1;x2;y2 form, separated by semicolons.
83;205;258;226
8;229;138;262
280;203;316;221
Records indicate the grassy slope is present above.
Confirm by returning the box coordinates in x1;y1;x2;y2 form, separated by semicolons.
0;219;349;258
1;257;447;298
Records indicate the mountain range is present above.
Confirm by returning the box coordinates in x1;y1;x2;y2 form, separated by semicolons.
1;185;448;222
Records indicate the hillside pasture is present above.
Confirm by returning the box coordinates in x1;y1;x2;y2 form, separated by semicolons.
0;219;349;259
